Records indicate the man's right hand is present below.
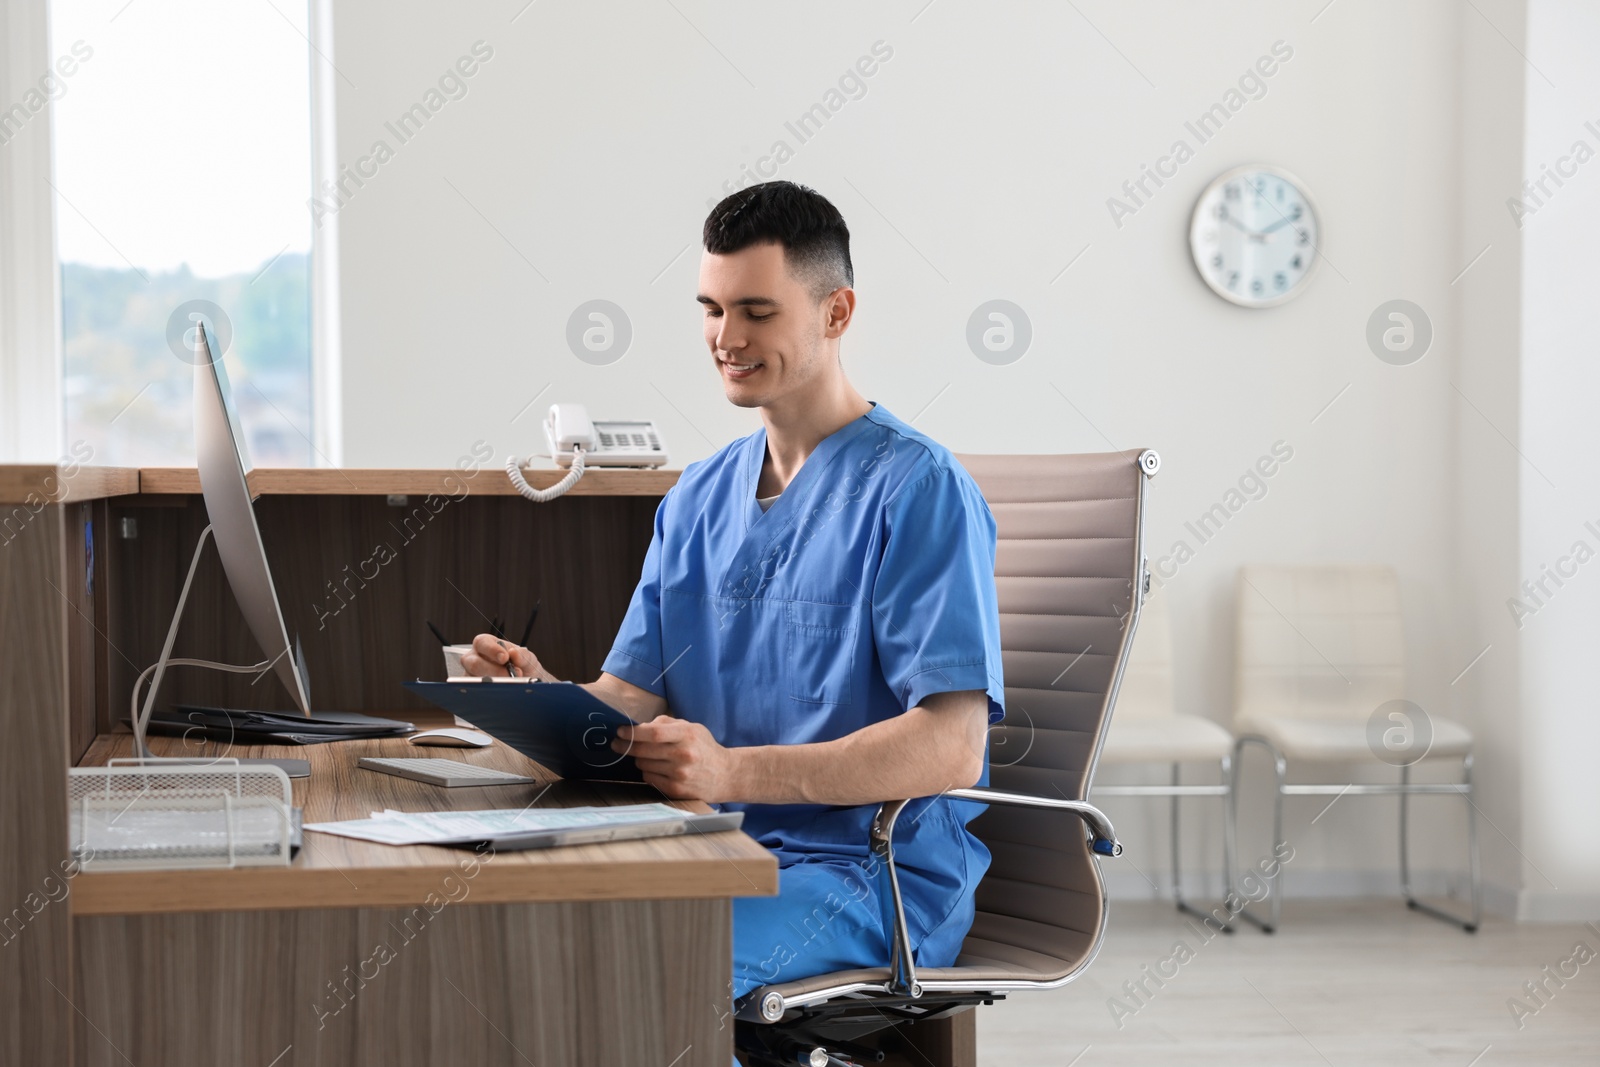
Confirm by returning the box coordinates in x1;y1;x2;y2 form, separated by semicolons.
461;634;555;681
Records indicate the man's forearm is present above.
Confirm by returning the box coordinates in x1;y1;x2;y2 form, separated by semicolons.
584;671;670;722
725;696;987;806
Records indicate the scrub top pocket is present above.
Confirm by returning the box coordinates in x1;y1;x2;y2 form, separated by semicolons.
784;600;856;705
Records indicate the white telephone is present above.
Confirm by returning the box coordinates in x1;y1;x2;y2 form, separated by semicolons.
506;403;667;502
544;403;666;469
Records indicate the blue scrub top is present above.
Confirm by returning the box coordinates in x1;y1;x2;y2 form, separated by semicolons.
602;403;1005;925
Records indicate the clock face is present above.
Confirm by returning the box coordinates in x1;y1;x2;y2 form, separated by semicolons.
1189;166;1319;307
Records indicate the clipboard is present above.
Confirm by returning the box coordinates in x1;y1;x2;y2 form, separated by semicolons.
402;679;644;783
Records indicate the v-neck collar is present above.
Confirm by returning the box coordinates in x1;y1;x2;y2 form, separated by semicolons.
741;403;879;533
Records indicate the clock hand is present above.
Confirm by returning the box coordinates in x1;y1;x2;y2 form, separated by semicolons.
1259;213;1299;235
1221;212;1259;237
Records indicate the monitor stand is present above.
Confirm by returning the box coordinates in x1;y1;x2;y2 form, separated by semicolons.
130;525;313;779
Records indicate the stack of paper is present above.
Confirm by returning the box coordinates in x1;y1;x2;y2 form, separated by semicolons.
304;803;739;850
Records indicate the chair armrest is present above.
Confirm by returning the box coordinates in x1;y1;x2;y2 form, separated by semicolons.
866;789;1122;999
945;787;1124;856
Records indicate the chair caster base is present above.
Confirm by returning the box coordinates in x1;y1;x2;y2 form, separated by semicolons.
1405;896;1479;933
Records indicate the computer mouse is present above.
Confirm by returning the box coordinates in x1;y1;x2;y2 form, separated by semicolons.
408;727;494;748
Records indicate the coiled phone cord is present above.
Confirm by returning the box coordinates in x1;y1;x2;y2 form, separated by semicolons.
505;444;586;502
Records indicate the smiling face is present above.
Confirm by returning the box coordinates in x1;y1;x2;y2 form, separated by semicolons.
697;240;852;411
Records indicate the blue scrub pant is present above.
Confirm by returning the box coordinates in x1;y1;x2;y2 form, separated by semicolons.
728;854;974;1066
731;853;970;1002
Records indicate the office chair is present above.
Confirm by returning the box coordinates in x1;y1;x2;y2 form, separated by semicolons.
1231;564;1480;934
735;449;1158;1067
1093;585;1240;931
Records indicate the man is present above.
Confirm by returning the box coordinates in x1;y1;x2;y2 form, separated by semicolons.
464;180;1004;1003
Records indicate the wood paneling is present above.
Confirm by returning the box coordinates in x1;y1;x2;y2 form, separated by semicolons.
105;490;663;721
138;466;681;497
75;897;731;1067
71;710;778;915
62;500;105;762
0;504;73;1066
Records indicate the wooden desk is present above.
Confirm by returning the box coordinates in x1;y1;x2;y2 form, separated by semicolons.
1;465;779;1067
73;709;774;915
69;713;775;1066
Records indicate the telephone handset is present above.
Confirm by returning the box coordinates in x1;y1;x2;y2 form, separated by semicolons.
544;404;665;468
507;403;667;503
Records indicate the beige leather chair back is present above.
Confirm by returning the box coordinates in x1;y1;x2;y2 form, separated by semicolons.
1234;564;1406;726
951;450;1150;983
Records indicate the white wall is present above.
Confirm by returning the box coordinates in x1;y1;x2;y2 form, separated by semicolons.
1450;0;1531;920
1516;0;1600;919
0;0;63;462
323;1;1569;907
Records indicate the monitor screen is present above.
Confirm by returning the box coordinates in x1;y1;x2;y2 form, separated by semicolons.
193;322;311;714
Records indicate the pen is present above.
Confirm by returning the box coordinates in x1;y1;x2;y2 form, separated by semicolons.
519;600;541;648
425;620;449;647
497;639;518;678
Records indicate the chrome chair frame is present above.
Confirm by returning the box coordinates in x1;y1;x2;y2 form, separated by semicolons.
1094;756;1238;932
1231;735;1481;933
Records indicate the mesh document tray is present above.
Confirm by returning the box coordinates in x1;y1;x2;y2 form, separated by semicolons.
68;758;296;870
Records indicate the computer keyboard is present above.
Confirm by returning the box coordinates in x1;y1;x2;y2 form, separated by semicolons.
358;757;537;788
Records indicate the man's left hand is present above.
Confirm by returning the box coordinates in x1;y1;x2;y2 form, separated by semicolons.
613;715;737;802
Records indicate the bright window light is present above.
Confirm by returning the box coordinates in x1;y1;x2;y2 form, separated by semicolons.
50;0;314;466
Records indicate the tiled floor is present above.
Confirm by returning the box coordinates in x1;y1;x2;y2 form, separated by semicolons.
978;899;1600;1066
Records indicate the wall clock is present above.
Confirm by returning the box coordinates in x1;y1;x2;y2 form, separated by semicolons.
1189;164;1319;307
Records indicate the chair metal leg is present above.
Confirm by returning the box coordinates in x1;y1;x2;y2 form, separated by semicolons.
1467;754;1482;926
1226;740;1244;921
1233;736;1284;934
1171;762;1234;933
1399;761;1412;898
1400;754;1481;933
1220;752;1238;921
1268;744;1286;931
1169;763;1181;901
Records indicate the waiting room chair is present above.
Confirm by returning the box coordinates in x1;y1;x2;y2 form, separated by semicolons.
735;448;1159;1067
1093;586;1239;931
1231;564;1480;934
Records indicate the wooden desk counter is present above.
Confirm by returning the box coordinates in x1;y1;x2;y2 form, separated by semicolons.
71;711;777;916
4;465;752;1065
0;463;139;504
1;463;679;503
138;465;681;497
64;712;770;1066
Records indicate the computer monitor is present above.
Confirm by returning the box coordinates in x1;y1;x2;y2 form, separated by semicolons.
193;321;312;715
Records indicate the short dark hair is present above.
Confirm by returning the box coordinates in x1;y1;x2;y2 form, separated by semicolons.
702;181;853;302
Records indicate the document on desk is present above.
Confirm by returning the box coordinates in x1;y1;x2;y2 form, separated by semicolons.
304;803;743;851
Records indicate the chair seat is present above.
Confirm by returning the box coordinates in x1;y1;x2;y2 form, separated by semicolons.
1098;714;1233;764
1235;714;1474;762
742;912;1094;1008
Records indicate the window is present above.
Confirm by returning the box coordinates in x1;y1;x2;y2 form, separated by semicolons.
50;0;315;465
